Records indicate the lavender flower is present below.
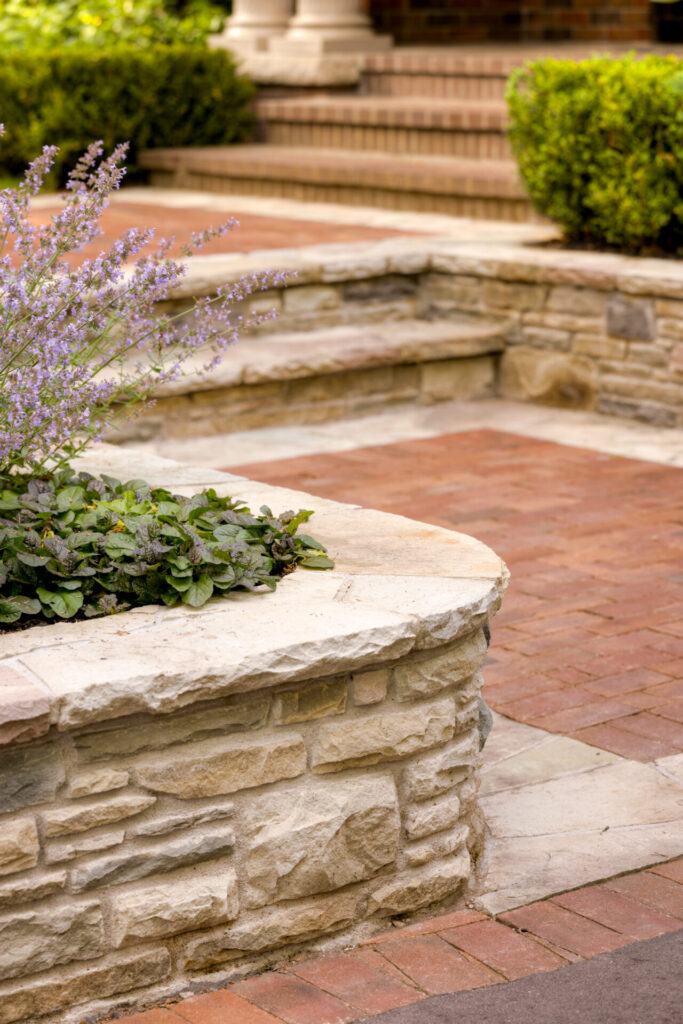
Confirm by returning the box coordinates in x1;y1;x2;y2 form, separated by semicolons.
0;132;286;473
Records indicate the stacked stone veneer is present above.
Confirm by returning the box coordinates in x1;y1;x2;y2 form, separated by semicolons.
0;451;506;1024
139;238;683;437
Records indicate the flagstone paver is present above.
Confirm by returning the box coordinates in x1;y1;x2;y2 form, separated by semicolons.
227;429;683;760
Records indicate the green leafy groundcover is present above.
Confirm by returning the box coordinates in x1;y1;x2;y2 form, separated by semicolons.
0;469;334;628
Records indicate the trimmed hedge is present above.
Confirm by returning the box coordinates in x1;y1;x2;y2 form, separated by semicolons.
506;55;683;253
0;44;254;181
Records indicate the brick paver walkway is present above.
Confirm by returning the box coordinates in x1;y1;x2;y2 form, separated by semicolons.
119;860;682;1024
30;200;416;267
230;429;683;760
110;428;682;1024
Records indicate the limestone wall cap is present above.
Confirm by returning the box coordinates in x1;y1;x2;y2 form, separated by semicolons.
0;445;508;735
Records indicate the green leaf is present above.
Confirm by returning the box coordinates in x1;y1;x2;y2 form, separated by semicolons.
0;600;23;623
182;574;214;607
16;550;50;567
36;587;84;619
56;485;85;512
300;555;335;570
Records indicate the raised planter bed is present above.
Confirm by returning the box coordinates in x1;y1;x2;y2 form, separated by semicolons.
0;445;507;1024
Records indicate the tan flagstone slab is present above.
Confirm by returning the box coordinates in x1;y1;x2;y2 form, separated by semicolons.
480;734;620;796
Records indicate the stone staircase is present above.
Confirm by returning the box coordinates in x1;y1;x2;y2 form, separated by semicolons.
140;50;536;221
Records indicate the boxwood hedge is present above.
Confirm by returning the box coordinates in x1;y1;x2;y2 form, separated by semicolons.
0;44;254;182
506;55;683;253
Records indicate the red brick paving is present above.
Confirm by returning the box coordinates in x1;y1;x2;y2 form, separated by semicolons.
290;954;423;1015
227;429;683;760
231;973;357;1024
371;933;501;994
440;919;567;979
117;432;683;1024
30;200;416;268
120;862;683;1024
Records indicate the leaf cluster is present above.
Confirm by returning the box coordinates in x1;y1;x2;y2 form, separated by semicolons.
0;467;333;627
0;44;253;182
0;1;229;50
506;55;683;253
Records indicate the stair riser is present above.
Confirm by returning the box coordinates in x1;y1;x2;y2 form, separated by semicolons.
261;122;512;160
115;355;499;442
361;72;508;101
149;170;537;222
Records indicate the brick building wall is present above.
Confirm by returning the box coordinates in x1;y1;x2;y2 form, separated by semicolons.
367;1;656;44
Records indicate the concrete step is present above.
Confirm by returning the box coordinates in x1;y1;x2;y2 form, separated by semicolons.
121;317;507;441
360;51;515;100
255;95;511;160
140;145;535;221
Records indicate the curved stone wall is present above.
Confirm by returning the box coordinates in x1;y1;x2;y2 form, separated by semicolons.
0;447;507;1024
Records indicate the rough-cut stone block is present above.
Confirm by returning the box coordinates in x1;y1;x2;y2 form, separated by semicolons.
483;279;546;311
607;295;655;341
519;326;571;352
420;356;496;403
596;395;677;428
0;947;171;1024
403;731;479;801
0;870;66;910
0;818;39;878
404;823;470;869
0;744;64;813
392;631;486;702
455;698;481;733
657;317;683;342
75;698;270;761
45;830;125;865
421;273;483;311
70;822;234;892
273;680;347;724
134;733;306;798
68;768;130;798
352;668;389;706
128;801;234;839
499;347;596;408
403;794;461;840
183;892;358;970
0;900;103;982
572;334;627;360
42;793;156;838
244;775;400;907
547;286;606;317
110;868;239;947
0;667;50;746
368;852;471;915
312;698;454;773
283;285;340;313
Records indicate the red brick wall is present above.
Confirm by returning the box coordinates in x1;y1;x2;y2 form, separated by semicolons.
368;1;655;44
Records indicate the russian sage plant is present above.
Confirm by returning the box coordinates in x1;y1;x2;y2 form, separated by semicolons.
0;128;285;474
0;129;333;627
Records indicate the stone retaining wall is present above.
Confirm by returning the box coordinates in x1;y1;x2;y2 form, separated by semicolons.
132;237;683;437
0;447;507;1024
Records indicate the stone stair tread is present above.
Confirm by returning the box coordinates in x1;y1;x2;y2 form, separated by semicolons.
156;317;506;396
140;145;525;199
256;94;508;129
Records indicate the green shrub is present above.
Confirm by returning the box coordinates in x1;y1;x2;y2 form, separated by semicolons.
506;55;683;253
0;0;229;49
0;468;333;627
0;44;254;181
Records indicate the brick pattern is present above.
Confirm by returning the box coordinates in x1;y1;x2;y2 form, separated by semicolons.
368;1;654;44
230;430;683;759
256;97;512;160
125;860;683;1023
